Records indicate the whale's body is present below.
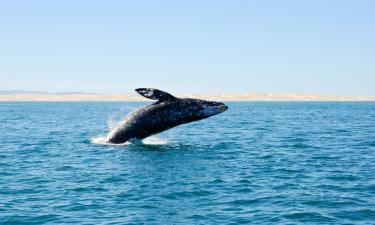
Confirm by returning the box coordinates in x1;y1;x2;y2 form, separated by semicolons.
106;88;228;144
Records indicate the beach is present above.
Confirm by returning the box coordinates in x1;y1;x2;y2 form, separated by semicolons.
1;92;374;101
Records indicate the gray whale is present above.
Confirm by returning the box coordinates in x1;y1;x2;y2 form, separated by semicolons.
106;88;228;144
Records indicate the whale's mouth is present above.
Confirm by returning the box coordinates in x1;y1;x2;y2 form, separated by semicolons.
202;103;228;117
213;103;228;113
219;104;228;112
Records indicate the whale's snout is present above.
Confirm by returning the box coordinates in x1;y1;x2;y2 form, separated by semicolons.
200;101;228;117
219;104;228;112
211;102;228;113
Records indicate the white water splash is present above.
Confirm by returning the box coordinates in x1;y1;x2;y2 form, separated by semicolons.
142;136;169;145
107;115;119;130
92;104;170;146
91;135;169;146
107;105;140;130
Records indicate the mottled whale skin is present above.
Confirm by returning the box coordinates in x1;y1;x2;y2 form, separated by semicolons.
106;88;228;144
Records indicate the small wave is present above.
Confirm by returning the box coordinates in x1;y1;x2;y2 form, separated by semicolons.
91;136;131;146
142;137;169;145
91;136;169;146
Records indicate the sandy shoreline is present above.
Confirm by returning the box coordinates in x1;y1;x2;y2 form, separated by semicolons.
0;93;374;101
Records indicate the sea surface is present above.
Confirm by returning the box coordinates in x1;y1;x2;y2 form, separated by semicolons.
1;102;375;224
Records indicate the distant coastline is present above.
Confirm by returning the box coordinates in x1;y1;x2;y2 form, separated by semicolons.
0;91;374;101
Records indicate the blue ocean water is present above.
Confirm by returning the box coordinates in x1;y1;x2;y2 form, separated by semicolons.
1;102;375;224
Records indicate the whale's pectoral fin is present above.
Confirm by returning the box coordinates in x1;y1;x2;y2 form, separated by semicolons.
135;88;177;101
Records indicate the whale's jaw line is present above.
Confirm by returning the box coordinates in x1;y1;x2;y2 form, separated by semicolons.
220;104;228;113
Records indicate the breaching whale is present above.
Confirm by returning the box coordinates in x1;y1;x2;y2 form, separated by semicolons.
106;88;228;144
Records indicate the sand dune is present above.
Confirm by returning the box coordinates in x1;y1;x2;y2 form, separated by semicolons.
0;92;374;101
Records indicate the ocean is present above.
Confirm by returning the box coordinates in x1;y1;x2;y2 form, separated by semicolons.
1;102;375;224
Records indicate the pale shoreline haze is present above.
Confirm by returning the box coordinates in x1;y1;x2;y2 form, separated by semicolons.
0;91;374;101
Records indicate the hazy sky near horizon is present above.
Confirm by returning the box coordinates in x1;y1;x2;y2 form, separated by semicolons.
1;0;374;95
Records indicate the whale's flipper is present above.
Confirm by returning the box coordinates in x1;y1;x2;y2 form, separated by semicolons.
135;88;177;101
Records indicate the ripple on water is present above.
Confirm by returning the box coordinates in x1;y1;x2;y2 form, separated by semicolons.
282;212;338;223
1;215;65;225
331;209;375;221
162;189;214;200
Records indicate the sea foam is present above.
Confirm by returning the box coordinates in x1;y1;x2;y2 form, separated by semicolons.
91;135;169;146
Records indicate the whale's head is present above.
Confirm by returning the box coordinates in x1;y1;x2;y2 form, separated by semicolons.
178;98;228;121
196;99;228;118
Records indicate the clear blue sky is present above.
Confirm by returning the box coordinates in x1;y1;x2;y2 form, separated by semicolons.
1;0;374;95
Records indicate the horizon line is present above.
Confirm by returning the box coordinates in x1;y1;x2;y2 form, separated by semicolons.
1;89;375;97
1;90;375;102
